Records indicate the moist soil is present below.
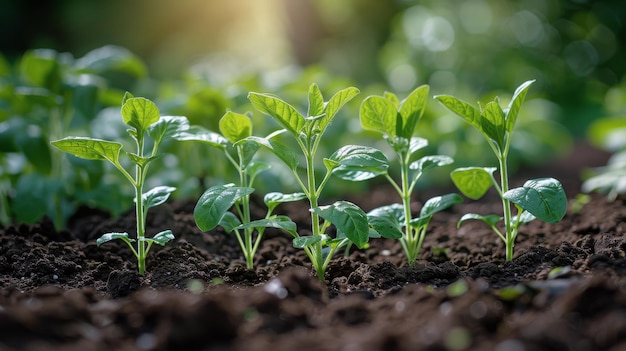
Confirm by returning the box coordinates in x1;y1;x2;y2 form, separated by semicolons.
2;142;626;351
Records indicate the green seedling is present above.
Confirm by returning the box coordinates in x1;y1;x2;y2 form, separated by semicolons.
51;93;188;274
435;80;567;261
359;85;462;266
176;111;305;269
582;150;626;201
247;83;397;280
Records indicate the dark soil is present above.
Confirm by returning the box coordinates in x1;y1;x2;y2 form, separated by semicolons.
2;142;626;351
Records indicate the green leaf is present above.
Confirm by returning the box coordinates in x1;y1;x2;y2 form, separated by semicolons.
237;140;261;168
503;178;567;224
96;232;134;246
127;153;160;168
360;95;398;138
219;212;241;232
368;203;406;225
141;186;176;209
121;97;160;132
409;137;429;154
174;125;229;149
0;120;19;153
15;125;52;174
246;161;270;180
194;184;255;231
264;192;307;208
248;92;305;136
19;49;61;90
293;235;322;249
307;83;325;118
451;167;497;200
409;216;431;228
513;210;536;224
245;136;299;171
321;86;360;133
51;137;123;165
236;216;299;238
434;95;482;131
409;155;454;173
12;174;59;224
312;201;369;248
149;116;190;146
398;85;429;138
13;86;59;109
219;111;252;143
70;78;100;121
367;228;382;239
328;145;389;181
420;193;463;217
148;230;175;246
482;100;506;146
505;79;535;133
384;91;400;108
457;213;503;228
367;215;403;239
75;45;147;78
122;91;134;105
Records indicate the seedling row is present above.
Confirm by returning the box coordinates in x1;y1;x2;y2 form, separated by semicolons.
52;80;568;279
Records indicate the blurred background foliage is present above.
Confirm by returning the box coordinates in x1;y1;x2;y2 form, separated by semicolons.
2;0;626;225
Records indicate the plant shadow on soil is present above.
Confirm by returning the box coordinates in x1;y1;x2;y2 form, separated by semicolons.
1;142;626;351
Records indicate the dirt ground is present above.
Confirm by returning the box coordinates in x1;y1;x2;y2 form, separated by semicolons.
1;142;625;351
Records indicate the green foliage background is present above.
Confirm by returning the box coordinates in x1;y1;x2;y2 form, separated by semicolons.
2;0;626;224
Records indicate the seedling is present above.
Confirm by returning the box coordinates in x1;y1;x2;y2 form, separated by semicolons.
176;111;305;269
359;85;462;266
247;83;397;280
582;151;626;201
51;93;188;274
435;80;567;260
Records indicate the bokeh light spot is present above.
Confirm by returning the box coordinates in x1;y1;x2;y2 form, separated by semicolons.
564;40;599;76
422;17;456;52
459;0;493;34
388;64;417;92
508;10;545;46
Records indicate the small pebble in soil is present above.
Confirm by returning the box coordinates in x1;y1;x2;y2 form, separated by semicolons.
439;301;453;315
469;300;488;319
136;333;157;350
495;339;525;351
264;277;288;299
381;249;391;256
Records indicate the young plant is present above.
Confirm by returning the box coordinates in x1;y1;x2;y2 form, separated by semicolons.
582;150;626;201
51;93;189;274
247;83;396;280
582;115;626;201
435;80;567;260
175;111;305;269
359;85;462;266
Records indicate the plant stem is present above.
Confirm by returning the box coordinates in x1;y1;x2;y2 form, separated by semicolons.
399;152;417;266
135;138;147;275
239;155;254;269
498;154;514;261
307;152;325;280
